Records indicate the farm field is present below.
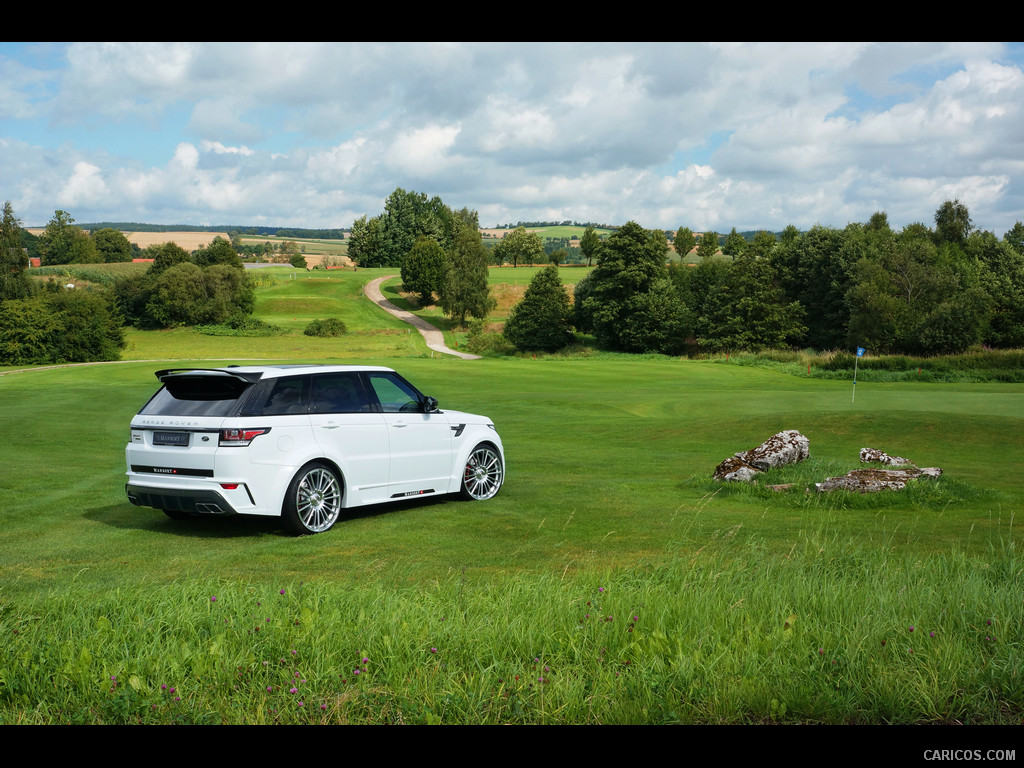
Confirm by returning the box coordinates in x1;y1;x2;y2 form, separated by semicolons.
0;268;1021;725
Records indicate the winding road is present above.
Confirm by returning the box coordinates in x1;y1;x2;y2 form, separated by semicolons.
362;275;481;360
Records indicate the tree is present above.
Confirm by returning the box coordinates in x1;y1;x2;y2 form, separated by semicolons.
582;221;690;354
780;225;801;245
66;228;100;264
493;226;544;268
401;235;447;305
572;269;598;333
194;236;244;269
698;253;805;352
580;226;602;267
722;228;747;258
92;228;133;262
144;262;254;327
934;199;973;246
846;226;988;354
866;211;891;233
438;216;494;327
696;231;719;260
673;227;695;259
971;233;1024;348
770;225;854;349
1;201;32;301
39;210;98;265
347;215;385;267
746;230;777;260
503;264;574;352
147;242;190;274
349;188;459;268
1003;221;1024;255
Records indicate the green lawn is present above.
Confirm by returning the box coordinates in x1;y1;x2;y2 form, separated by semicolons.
0;268;1021;724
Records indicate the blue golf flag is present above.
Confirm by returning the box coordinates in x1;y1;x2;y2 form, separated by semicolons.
856;347;865;357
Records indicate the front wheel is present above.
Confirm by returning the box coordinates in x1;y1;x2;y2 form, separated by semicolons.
283;463;343;535
460;443;504;501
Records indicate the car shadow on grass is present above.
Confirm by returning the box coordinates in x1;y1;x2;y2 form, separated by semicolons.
89;496;461;538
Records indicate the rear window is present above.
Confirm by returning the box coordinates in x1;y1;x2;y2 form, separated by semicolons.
139;374;256;417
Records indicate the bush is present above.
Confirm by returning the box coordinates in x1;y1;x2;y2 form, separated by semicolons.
465;319;517;356
0;285;125;365
195;316;286;337
304;318;347;337
503;264;574;352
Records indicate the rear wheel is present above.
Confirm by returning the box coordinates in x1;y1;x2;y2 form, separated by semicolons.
283;463;343;535
460;443;503;501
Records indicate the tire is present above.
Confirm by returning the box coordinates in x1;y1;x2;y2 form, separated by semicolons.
460;443;504;501
283;463;343;535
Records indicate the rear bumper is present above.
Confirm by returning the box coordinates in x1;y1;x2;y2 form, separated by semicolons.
126;483;240;516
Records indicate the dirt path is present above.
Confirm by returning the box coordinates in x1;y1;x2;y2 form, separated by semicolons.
363;276;481;360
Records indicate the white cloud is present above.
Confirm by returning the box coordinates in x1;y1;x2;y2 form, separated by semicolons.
2;42;1022;233
200;140;255;156
387;123;461;177
55;161;107;208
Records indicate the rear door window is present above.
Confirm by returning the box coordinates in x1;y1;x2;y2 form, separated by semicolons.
310;372;373;413
253;376;312;415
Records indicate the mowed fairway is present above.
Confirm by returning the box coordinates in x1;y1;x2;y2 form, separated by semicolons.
1;355;1021;589
1;268;1021;724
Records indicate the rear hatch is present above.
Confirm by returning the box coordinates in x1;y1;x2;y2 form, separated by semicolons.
128;369;263;478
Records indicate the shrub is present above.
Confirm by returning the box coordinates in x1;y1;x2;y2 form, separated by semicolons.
304;318;347;337
503;264;574;352
0;284;125;364
195;316;286;337
465;318;517;356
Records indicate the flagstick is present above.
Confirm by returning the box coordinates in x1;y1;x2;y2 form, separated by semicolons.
852;353;859;403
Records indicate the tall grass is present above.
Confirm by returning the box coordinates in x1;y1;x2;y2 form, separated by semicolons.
710;349;1024;383
2;538;1018;724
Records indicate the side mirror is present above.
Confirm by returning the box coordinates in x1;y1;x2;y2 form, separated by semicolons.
423;396;439;413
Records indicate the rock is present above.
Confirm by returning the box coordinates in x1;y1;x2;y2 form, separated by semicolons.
736;430;809;471
860;448;912;466
713;456;761;482
816;466;942;493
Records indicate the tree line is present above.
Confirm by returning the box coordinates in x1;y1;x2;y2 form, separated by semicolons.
503;202;1024;356
77;222;347;240
1;203;258;365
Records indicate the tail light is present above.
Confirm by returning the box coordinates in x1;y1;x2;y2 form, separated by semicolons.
219;428;270;447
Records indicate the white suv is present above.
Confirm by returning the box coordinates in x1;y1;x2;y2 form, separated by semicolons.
125;365;505;534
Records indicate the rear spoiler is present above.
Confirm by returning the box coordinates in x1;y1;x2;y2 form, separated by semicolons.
155;368;266;384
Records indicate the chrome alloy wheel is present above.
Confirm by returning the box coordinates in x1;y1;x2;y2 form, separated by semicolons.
461;445;503;500
295;467;342;533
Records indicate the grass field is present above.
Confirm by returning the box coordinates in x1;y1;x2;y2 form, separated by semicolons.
1;267;1021;725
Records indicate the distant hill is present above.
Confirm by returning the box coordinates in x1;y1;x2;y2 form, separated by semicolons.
79;223;347;240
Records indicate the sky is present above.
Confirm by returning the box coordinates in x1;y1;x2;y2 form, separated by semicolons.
2;42;1023;235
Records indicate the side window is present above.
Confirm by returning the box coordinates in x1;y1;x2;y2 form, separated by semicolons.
258;376;311;415
310;373;372;413
366;373;422;413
